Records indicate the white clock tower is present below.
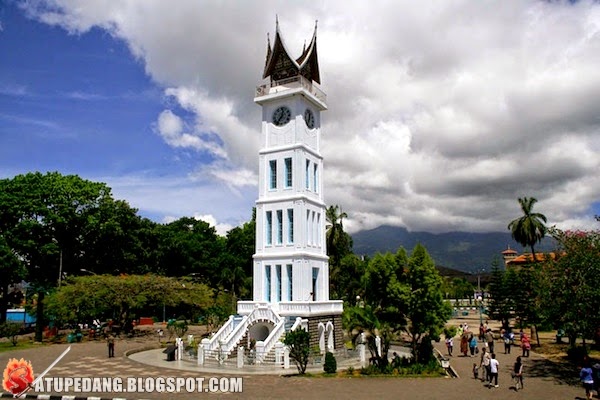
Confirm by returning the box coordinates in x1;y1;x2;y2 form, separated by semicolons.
202;20;342;362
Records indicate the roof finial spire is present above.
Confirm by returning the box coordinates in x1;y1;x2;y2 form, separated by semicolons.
276;14;279;28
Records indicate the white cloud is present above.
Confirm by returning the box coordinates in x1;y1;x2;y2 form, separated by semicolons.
22;0;600;234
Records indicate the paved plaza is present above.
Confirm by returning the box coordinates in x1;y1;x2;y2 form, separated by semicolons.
0;326;589;400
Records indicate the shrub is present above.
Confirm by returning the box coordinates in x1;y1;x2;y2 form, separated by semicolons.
283;328;310;374
0;322;21;346
323;352;337;374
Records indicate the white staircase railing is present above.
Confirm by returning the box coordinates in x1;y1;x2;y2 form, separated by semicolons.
255;316;285;363
202;305;283;358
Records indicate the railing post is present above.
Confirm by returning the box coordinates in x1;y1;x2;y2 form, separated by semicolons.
275;342;284;364
284;346;290;369
198;342;206;366
255;340;265;364
237;346;244;368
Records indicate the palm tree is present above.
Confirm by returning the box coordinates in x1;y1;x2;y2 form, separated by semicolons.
507;197;547;262
325;205;348;257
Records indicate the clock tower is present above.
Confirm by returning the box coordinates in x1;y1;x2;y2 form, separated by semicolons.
202;20;342;364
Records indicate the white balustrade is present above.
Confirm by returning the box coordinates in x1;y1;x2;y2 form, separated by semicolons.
278;300;343;316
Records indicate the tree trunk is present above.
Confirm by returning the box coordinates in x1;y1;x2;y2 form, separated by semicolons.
531;324;540;346
34;290;45;342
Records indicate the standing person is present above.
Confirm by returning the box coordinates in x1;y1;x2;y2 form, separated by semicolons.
489;353;500;388
521;333;531;357
445;335;454;356
479;323;485;341
512;356;524;391
469;334;478;357
580;362;595;400
480;346;491;383
460;333;469;357
485;329;495;353
107;333;115;358
503;330;512;354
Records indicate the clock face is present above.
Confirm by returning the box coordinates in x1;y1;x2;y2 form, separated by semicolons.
272;106;292;126
304;108;315;129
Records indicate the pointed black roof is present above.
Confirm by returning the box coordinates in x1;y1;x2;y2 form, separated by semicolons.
262;20;321;84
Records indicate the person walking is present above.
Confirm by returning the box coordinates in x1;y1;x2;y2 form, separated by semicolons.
512;356;524;391
503;330;512;354
485;329;495;353
521;333;531;357
480;346;491;383
489;353;500;388
445;335;454;356
580;361;595;400
107;333;115;358
469;334;478;357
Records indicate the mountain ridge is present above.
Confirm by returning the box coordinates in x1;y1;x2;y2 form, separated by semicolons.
350;225;555;274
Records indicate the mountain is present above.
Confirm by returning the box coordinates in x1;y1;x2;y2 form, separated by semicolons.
351;225;556;274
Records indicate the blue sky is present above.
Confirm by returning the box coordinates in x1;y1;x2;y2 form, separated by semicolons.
1;1;599;235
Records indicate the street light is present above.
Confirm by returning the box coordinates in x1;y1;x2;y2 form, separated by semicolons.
477;295;483;326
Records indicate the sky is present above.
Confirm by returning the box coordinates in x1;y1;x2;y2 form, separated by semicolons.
1;0;599;236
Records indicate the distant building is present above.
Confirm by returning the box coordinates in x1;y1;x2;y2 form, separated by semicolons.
502;246;560;268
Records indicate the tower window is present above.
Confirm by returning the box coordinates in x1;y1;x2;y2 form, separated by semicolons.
276;265;282;302
285;158;292;188
287;209;294;244
305;160;310;190
287;264;293;301
265;265;271;302
276;210;283;244
266;211;272;245
269;160;277;190
314;164;318;193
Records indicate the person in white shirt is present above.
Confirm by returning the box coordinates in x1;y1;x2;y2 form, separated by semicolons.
489;353;500;387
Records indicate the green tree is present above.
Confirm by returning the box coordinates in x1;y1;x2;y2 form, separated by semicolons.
283;328;310;374
403;244;452;362
540;228;600;351
334;254;367;302
508;197;547;261
487;261;514;330
44;274;213;329
326;205;353;297
155;217;225;282
0;172;118;341
0;236;26;323
346;245;451;368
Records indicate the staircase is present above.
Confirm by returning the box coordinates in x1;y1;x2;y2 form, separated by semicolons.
202;304;285;362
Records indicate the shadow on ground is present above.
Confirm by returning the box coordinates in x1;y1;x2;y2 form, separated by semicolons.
524;356;580;386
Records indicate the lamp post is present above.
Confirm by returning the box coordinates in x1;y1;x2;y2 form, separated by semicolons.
477;295;483;327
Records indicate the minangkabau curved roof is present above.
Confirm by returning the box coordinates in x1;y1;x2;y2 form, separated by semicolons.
262;19;320;84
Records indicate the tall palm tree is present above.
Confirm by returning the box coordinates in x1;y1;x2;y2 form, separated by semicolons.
507;197;548;262
325;205;347;256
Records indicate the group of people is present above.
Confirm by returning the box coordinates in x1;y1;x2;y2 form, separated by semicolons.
445;322;528;390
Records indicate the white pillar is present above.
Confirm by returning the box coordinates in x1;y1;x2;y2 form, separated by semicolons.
199;339;209;366
359;343;366;368
375;335;381;358
284;346;290;369
237;346;244;368
275;342;284;364
176;338;183;361
255;340;266;364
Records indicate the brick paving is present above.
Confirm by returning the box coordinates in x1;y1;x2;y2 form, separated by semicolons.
0;332;589;400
